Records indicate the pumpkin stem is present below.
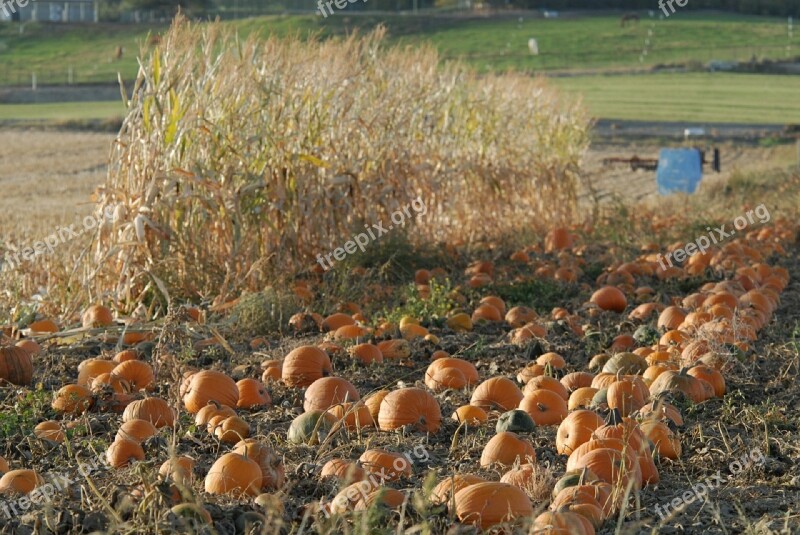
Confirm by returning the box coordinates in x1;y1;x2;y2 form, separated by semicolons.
605;407;623;426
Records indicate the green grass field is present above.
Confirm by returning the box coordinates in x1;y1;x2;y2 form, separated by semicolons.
550;73;800;124
1;13;799;124
0;101;126;120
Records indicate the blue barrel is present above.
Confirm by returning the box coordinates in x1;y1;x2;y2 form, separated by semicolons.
656;148;703;195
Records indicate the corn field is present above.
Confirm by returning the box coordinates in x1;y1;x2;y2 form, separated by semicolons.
86;17;589;309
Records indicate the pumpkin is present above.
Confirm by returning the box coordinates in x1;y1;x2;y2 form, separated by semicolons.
233;439;285;490
500;463;552;500
686;365;726;397
509;322;548;343
470;377;523;411
182;370;239;413
34;421;65;443
426;367;466;391
0;470;43;496
321;459;365;485
0;346;33;386
602;352;648;375
106;438;145;468
28;319;59;333
376;339;411;360
479;296;506;317
516;363;546;384
327;402;375;429
523;376;569;400
496;409;537;433
471;303;502;323
122;397;175;428
303;377;360;412
555;410;605;455
213;415;250;444
561;372;594;392
638;400;684;426
657;306;687;330
116;419;158;443
519;389;568;426
533;511;595;535
52;384;93;415
261;360;282;382
287;411;337;445
204;453;263;497
378;388;441;433
90;373;131;394
359;449;412;482
649;368;706;403
590;286;627;313
321;313;355;332
15;339;40;356
452;405;488;426
569;387;599;410
639;420;682;459
453;482;533;530
195;401;236;426
363;390;390;422
571;447;642;492
236;379;272;408
354;488;406;511
606;378;645;417
159;457;195;485
348;343;383;365
81;304;114;328
0;455;10;472
505;306;538;328
425;358;479;387
446;313;473;332
112;360;155;391
431;474;485;505
330;480;380;514
551;468;602;499
334;324;371;341
480;432;536;468
281;346;333;387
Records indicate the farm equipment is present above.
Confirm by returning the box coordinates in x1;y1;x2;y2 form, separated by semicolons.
603;145;721;195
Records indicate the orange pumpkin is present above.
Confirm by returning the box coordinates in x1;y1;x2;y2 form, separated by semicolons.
480;432;536;468
519;389;568;426
453;482;533;530
282;346;333;387
304;377;360;412
556;410;605;455
378;388;441;433
590;286;628;313
0;346;33;386
204;453;263;497
470;377;523;411
182;370;239;413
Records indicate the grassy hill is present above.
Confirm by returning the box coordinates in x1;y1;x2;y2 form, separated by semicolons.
1;13;798;124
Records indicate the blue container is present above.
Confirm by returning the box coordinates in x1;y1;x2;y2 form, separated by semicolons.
656;148;703;195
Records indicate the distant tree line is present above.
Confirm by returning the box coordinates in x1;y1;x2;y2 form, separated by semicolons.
95;0;799;19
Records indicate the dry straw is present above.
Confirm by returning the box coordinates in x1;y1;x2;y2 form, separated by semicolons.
84;16;589;308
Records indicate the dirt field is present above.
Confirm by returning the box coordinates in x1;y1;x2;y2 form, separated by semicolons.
0;129;115;239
